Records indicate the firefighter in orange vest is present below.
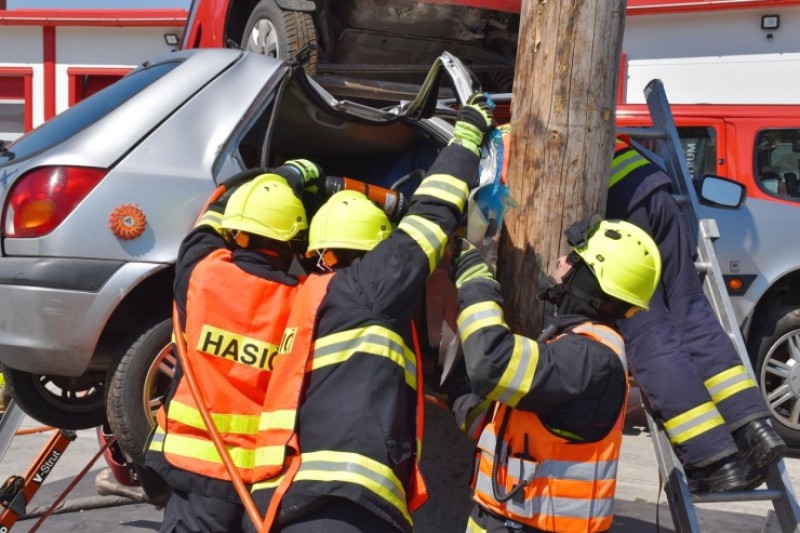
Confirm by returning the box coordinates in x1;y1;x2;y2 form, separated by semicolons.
145;162;321;532
607;137;785;492
450;216;662;533
248;93;494;533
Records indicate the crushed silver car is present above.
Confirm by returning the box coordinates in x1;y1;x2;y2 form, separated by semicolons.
0;48;500;464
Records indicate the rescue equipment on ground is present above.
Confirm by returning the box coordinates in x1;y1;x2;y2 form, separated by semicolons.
0;410;115;532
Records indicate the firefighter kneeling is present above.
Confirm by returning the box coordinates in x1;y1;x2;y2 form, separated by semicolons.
450;216;662;533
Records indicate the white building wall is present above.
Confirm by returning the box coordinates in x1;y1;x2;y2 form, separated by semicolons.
56;26;179;114
622;7;800;104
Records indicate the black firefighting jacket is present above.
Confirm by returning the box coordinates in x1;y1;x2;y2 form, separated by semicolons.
457;278;628;443
272;144;479;532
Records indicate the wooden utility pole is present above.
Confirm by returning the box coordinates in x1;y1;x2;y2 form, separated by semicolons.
496;0;627;335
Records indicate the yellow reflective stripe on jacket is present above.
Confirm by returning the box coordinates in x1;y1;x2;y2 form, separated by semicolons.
663;401;726;445
397;215;447;274
705;365;758;404
292;450;412;526
166;399;260;434
413;174;468;211
258;409;296;431
311;325;417;389
609;146;650;188
195;210;223;231
467;516;487;533
488;335;539;407
149;427;285;468
164;399;296;434
457;301;507;343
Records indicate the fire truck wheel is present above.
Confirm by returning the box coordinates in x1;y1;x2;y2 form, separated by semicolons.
241;0;318;77
106;318;175;465
750;305;800;447
2;366;106;429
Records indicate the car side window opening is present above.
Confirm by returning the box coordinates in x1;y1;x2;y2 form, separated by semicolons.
755;129;800;200
212;92;276;180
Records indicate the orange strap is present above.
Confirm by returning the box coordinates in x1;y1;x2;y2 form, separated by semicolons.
408;319;429;511
262;435;302;532
172;304;265;531
260;274;334;530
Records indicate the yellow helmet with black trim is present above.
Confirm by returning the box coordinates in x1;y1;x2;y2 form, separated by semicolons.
221;175;307;242
572;219;661;309
307;190;391;254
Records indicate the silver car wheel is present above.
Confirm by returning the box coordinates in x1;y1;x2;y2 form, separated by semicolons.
760;328;800;431
246;18;281;58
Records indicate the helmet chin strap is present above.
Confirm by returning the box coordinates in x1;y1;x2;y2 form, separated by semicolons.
565;284;619;315
539;264;628;317
314;250;335;273
538;278;570;306
232;230;249;248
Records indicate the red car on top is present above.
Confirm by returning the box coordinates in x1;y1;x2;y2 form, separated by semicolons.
181;0;521;101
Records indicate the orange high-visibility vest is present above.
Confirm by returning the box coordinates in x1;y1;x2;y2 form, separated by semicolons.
472;322;628;533
256;272;334;530
152;248;298;483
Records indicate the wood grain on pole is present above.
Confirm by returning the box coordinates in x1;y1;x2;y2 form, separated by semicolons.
497;0;626;336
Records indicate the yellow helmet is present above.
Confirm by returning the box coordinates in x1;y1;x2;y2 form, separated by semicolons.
572;219;662;309
307;190;391;254
221;175;307;241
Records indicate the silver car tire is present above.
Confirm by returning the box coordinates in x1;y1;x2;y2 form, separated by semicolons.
241;0;318;77
106;318;175;465
751;305;800;447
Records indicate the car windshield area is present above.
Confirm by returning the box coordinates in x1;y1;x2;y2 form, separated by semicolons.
0;61;180;167
755;128;800;200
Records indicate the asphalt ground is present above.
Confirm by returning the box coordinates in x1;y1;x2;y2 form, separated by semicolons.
2;390;799;532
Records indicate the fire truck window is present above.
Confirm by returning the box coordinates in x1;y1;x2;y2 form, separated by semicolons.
755;129;800;200
676;126;717;178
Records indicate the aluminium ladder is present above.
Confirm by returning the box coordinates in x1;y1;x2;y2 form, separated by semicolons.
616;79;800;533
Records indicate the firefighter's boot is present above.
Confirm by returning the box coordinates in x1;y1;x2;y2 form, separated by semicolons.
685;454;748;494
735;418;787;488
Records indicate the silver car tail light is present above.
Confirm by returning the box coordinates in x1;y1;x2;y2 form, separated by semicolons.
3;166;108;238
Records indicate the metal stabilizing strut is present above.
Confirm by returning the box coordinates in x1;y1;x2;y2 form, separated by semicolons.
0;428;76;532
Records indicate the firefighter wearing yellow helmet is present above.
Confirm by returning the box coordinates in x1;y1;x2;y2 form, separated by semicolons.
249;92;495;532
146;161;320;531
449;215;661;533
305;189;392;268
608;137;783;494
